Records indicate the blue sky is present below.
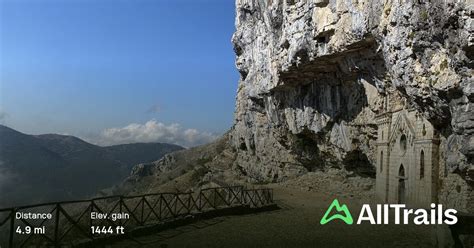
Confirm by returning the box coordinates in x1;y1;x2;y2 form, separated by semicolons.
0;0;239;147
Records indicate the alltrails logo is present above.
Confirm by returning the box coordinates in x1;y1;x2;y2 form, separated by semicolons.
320;199;353;225
320;199;458;225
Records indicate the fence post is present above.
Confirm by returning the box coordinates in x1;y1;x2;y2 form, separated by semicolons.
159;194;163;220
198;190;202;212
54;204;60;247
119;196;123;226
173;194;177;217
187;193;191;214
213;188;217;209
8;209;15;248
90;201;94;239
141;197;145;225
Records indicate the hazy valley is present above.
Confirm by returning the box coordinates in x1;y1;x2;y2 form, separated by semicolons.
0;125;183;207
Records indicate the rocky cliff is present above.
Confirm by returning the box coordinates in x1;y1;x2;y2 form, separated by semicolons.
125;0;473;214
229;0;473;211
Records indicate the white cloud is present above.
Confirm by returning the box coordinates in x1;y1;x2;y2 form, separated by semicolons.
93;120;218;148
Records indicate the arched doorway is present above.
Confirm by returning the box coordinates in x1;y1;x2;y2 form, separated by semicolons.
398;164;406;204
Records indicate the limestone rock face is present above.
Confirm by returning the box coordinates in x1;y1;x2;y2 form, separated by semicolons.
122;0;473;216
230;0;473;209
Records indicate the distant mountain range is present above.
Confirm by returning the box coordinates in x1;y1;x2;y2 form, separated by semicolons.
0;125;183;207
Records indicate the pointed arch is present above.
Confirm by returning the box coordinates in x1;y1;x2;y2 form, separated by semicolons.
400;134;407;152
398;164;406;204
399;164;405;177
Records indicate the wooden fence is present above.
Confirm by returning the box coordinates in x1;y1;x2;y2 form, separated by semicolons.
0;186;273;247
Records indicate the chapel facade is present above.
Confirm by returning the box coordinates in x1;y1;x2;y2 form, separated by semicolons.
375;108;440;208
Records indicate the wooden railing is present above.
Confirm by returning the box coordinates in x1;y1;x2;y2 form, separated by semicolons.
0;186;273;247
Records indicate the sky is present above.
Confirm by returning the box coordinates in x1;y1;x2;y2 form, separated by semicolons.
0;0;239;147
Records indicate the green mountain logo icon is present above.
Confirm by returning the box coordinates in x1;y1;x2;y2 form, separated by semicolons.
320;199;353;225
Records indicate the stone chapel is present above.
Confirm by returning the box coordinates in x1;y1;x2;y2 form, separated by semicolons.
375;108;440;208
